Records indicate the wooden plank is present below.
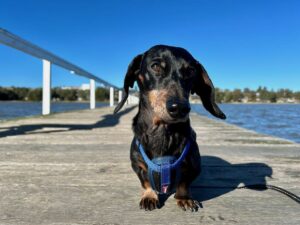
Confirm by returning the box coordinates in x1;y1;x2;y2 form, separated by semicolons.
0;106;299;225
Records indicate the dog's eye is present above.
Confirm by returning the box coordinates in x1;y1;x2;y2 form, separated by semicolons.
151;62;164;74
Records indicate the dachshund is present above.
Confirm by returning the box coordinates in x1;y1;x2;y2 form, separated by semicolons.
114;45;226;211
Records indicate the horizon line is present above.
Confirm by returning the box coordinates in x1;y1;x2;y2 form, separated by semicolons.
0;85;299;92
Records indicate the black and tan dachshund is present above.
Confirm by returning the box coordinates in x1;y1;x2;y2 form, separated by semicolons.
114;45;226;211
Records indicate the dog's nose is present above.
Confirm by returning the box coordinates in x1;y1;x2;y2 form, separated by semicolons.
166;98;191;118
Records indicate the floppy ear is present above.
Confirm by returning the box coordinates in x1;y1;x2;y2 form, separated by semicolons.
114;54;143;114
191;61;226;119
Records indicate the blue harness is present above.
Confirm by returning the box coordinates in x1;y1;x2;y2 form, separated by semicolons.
135;138;191;194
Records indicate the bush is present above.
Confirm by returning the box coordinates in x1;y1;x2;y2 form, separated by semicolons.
27;88;42;101
96;88;109;101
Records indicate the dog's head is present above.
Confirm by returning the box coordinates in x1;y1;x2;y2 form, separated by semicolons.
114;45;226;123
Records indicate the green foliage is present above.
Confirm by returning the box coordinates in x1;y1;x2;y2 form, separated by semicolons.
277;88;293;99
257;86;270;101
0;87;29;100
0;87;110;102
232;89;244;102
294;92;300;101
269;92;277;103
0;88;18;100
52;88;79;101
224;90;233;103
27;88;42;101
77;90;89;101
96;88;109;101
51;87;109;102
215;88;225;103
0;86;299;103
242;88;257;102
59;89;78;101
211;87;298;103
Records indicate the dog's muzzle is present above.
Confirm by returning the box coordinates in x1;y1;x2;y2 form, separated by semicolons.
166;98;191;119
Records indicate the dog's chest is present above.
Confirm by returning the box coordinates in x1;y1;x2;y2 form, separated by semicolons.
144;127;185;157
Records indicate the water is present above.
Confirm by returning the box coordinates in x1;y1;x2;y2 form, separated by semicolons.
1;102;299;143
191;104;300;143
0;101;108;121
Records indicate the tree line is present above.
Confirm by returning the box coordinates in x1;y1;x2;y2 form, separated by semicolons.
1;86;300;103
213;87;300;103
0;87;109;101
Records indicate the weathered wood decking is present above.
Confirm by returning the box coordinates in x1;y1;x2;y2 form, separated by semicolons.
0;106;299;225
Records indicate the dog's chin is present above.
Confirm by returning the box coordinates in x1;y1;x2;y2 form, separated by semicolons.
167;116;189;124
156;115;189;125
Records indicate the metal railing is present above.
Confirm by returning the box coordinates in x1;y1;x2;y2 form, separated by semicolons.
0;28;124;115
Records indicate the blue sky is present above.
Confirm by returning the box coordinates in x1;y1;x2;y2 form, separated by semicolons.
0;0;300;90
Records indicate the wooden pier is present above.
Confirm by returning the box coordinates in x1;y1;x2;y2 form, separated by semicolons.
0;106;299;225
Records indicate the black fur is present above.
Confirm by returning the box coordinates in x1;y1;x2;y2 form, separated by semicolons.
115;45;226;211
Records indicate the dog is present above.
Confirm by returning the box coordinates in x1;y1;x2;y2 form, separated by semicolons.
114;45;226;211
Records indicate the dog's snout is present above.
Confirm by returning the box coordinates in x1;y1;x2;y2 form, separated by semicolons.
166;98;190;118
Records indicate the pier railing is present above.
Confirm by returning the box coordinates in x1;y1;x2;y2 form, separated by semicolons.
0;28;138;115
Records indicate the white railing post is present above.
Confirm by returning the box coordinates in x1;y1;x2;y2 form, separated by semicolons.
42;59;51;115
90;79;95;109
1;29;121;115
118;90;122;103
110;87;114;107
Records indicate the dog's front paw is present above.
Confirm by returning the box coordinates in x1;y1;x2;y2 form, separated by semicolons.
176;198;201;212
139;189;159;211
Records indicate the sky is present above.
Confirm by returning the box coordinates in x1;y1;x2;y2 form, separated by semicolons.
0;0;300;90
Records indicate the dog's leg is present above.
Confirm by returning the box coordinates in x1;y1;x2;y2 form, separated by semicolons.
174;146;201;212
174;182;201;211
139;180;159;211
132;159;160;211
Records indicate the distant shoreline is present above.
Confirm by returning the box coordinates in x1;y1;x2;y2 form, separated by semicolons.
191;101;300;105
1;87;300;103
0;101;109;122
0;100;109;103
1;100;299;105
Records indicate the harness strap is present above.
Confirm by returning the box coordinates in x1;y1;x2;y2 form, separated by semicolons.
136;138;191;194
136;139;160;172
161;163;171;193
135;139;191;171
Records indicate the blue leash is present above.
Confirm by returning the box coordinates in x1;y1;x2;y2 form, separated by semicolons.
136;138;191;194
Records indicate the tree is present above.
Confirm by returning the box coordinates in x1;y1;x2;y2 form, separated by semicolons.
269;91;277;103
96;88;109;101
27;88;42;101
0;87;18;100
243;88;251;94
257;86;269;102
248;91;257;102
214;88;225;103
77;90;89;101
243;88;257;102
232;89;244;102
294;92;300;101
62;89;78;101
224;90;233;103
12;87;30;100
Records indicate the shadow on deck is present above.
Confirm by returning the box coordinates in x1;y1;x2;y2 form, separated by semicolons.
0;105;136;138
158;155;273;208
191;156;273;202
